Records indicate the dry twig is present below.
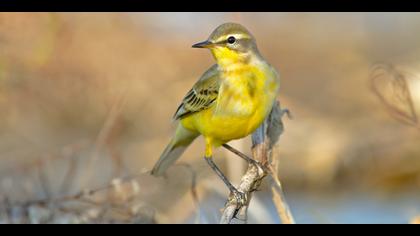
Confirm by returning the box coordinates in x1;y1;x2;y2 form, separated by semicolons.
220;101;295;224
1;172;156;223
370;63;419;129
82;93;127;187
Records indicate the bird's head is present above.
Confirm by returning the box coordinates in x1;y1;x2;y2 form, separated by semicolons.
192;23;260;67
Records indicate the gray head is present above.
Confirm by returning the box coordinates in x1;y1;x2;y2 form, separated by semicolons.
192;23;260;61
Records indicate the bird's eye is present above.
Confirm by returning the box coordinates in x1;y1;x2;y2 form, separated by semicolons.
227;36;236;44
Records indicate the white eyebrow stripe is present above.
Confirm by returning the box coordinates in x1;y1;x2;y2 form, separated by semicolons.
228;33;249;40
216;33;250;42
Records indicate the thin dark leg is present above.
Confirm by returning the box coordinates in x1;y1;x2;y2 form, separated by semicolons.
205;156;237;192
222;144;259;164
204;156;246;204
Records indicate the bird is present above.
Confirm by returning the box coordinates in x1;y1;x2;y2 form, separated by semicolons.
151;22;280;202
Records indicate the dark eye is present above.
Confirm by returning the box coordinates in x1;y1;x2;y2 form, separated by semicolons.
227;36;236;44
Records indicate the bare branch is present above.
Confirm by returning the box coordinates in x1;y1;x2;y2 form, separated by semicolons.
82;92;127;187
369;63;419;129
220;101;295;224
177;163;201;223
269;165;295;224
220;163;265;224
59;156;78;195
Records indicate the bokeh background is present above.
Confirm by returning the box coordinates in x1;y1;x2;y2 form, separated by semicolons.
0;12;420;224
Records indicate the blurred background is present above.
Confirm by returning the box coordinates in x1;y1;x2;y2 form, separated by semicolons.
0;12;420;224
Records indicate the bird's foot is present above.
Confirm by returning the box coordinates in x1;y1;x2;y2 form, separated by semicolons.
249;159;266;173
231;189;247;206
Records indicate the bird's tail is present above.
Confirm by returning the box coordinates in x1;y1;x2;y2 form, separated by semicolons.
151;124;199;176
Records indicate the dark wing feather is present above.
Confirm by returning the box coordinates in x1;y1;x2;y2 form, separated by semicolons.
173;65;220;120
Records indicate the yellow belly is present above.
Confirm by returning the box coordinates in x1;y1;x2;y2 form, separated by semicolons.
180;65;278;147
181;103;267;146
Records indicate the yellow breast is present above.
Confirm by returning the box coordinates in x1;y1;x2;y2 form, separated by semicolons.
181;62;279;146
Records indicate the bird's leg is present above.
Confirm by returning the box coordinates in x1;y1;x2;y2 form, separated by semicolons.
204;156;247;206
222;143;265;171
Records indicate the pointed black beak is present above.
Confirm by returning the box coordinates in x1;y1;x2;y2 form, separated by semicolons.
192;40;213;48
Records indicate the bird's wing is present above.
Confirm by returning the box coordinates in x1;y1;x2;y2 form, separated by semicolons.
173;65;221;120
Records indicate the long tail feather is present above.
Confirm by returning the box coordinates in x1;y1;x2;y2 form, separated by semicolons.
151;124;198;176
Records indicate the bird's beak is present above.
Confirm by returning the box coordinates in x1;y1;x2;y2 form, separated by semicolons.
192;40;214;48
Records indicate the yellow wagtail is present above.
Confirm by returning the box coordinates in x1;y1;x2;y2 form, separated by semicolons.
151;23;280;201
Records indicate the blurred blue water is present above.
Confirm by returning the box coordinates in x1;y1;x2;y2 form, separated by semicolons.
185;191;420;224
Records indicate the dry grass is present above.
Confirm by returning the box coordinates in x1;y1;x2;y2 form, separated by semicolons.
0;13;420;223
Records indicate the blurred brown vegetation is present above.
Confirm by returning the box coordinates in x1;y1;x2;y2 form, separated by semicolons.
0;13;420;223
